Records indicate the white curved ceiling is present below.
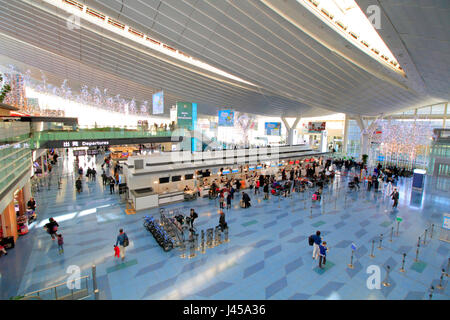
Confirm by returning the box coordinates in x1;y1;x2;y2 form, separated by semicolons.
0;0;447;118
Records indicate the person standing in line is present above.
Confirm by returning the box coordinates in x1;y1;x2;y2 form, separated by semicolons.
263;183;269;200
226;192;232;210
390;187;399;208
255;179;260;195
115;229;129;261
57;234;64;254
219;192;225;209
318;241;328;269
109;177;115;194
311;231;322;260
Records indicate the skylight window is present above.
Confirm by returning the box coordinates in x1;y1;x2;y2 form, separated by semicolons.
299;0;403;73
43;0;256;86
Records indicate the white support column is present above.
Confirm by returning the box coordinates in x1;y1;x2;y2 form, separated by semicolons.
343;115;349;154
355;116;369;158
281;116;301;146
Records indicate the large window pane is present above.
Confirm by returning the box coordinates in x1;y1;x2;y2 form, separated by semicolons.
431;104;445;114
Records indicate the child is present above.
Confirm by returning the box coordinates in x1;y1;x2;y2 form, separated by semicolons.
0;244;7;256
114;245;120;258
319;241;328;269
57;234;64;254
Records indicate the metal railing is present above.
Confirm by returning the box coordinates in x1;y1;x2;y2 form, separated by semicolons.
22;276;90;300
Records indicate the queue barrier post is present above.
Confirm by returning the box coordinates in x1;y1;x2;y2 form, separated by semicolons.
348;249;354;269
382;265;391;287
369;240;375;258
224;227;229;243
201;230;205;254
436;269;446;290
399;253;406;272
378;234;383;250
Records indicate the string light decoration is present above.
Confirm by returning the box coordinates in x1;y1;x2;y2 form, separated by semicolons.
365;116;434;168
0;64;153;116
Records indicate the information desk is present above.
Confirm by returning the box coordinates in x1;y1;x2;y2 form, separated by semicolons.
130;188;159;211
158;190;184;206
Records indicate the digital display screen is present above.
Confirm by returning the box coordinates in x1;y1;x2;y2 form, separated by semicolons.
223;170;231;174
171;175;181;182
152;91;164;114
218;110;235;126
265;122;281;136
232;169;239;173
248;167;255;171
159;177;170;184
256;165;262;169
184;174;194;180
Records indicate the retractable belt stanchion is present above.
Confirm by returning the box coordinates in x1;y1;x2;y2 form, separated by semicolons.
436;269;446;290
348;249;354;269
430;224;435;239
369;240;375;258
180;240;186;259
189;238;196;259
423;229;428;245
206;228;214;248
429;285;434;300
396;220;401;236
310;206;313;219
194;233;199;251
201;230;205;254
378;234;383;250
389;227;394;242
224;227;229;243
382;265;391;287
414;240;421;262
399;253;406;272
446;258;450;277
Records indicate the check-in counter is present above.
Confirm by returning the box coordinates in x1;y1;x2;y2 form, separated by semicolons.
199;186;210;198
130;188;159;211
159;190;184;205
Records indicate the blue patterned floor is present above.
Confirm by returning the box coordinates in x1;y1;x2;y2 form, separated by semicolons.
1;155;449;300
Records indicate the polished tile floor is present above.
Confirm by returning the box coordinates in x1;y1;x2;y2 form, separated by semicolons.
1;154;449;300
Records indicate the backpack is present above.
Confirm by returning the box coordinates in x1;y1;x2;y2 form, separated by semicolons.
308;235;314;246
193;212;198;219
123;233;129;247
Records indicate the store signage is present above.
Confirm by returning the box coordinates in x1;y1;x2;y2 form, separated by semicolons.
248;167;255;171
62;140;109;148
396;217;403;222
256;165;262;169
232;168;239;173
308;122;326;133
442;214;450;230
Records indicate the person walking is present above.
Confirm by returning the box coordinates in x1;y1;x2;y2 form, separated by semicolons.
189;208;198;230
318;241;328;269
75;177;82;193
115;229;129;261
390;187;399;208
311;230;322;260
57;234;64;254
109;177;115;194
44;217;59;240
